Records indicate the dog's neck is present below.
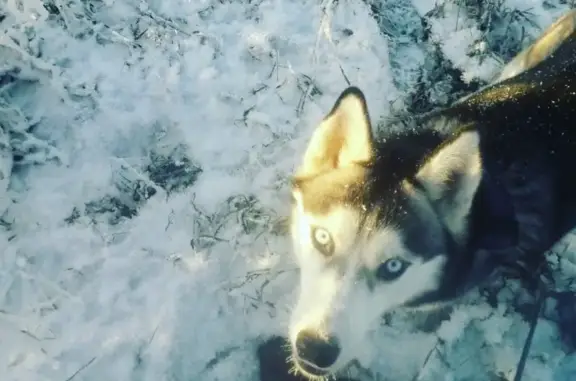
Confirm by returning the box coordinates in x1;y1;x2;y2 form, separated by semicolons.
382;114;520;252
468;168;518;251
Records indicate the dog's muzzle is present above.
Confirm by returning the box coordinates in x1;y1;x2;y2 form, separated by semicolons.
293;329;341;376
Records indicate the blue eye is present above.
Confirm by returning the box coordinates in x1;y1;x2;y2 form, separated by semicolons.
376;258;409;281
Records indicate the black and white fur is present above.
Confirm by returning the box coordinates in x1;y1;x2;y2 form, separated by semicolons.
287;10;576;380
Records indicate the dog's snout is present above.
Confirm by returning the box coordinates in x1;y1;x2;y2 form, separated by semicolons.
295;330;341;369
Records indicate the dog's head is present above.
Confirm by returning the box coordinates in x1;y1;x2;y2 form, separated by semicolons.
288;87;483;379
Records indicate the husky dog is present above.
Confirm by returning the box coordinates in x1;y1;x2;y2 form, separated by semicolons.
287;10;576;380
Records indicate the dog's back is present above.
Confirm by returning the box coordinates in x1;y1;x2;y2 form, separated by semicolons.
443;25;576;250
452;35;576;167
496;10;576;82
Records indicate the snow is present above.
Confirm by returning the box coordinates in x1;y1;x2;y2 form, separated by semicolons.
1;1;575;381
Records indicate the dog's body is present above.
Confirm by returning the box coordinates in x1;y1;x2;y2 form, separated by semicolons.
287;10;576;380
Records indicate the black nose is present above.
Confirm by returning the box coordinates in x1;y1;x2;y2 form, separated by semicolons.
295;330;341;369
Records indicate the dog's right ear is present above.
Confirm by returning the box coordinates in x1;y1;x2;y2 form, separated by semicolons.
295;87;375;178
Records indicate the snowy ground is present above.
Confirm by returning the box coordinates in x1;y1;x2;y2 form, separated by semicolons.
1;0;576;380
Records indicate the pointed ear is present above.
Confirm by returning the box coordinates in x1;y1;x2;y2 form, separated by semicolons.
415;130;482;240
296;87;375;178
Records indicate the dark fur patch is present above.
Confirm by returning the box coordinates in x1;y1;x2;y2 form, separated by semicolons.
407;33;576;302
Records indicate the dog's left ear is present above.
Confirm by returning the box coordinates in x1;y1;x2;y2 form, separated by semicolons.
414;130;482;241
296;87;375;178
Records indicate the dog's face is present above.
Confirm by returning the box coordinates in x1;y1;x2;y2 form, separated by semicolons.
288;88;482;379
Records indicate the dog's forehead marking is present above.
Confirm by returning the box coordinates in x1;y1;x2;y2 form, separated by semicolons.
292;165;372;214
292;191;362;255
293;190;428;271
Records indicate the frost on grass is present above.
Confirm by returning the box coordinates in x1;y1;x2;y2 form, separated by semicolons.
1;1;576;381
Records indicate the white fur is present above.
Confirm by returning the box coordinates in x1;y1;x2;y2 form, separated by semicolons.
289;193;446;376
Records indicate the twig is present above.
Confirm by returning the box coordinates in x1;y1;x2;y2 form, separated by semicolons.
338;64;351;86
200;346;241;374
412;341;439;381
136;8;192;37
313;0;336;66
316;0;351;86
513;280;547;381
64;356;97;381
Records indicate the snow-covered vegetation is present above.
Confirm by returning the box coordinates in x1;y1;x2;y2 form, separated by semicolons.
1;1;575;380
